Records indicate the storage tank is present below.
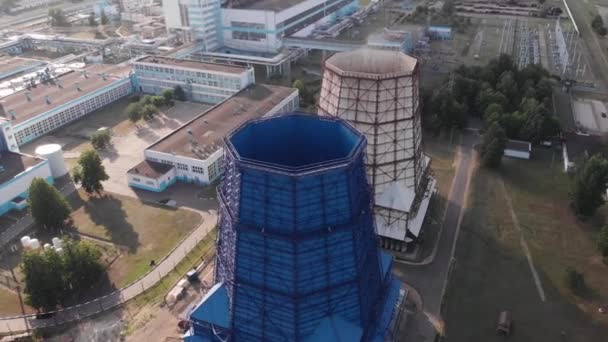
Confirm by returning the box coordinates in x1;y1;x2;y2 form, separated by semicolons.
20;236;31;249
29;238;41;250
52;237;63;248
35;144;68;178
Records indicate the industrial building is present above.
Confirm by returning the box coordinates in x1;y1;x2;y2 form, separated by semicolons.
0;143;68;216
127;83;298;191
186;113;405;341
0;56;46;81
132;56;255;104
0;64;133;147
319;49;436;251
163;0;359;53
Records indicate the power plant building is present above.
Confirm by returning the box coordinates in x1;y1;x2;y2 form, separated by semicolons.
132;56;255;104
185;113;405;341
127;84;299;192
319;49;436;250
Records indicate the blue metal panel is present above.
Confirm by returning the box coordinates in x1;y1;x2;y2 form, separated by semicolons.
192;113;402;341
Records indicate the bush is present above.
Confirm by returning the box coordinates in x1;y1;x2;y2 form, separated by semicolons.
90;129;111;150
598;225;608;257
564;268;586;296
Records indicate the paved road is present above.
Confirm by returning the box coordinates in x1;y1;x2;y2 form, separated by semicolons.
0;211;217;334
395;130;478;341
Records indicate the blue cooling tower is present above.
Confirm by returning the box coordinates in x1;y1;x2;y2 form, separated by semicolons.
187;113;404;342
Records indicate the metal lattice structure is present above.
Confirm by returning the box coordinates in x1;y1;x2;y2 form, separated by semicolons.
318;49;435;249
188;113;404;342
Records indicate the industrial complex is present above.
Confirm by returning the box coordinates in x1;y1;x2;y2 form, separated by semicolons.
127;83;299;191
319;49;435;250
187;113;404;341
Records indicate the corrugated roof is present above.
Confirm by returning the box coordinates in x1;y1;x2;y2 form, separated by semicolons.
136;56;249;74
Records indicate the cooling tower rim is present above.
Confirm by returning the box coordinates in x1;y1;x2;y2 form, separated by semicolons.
325;48;418;79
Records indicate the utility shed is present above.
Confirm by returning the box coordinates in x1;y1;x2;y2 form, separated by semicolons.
504;139;532;160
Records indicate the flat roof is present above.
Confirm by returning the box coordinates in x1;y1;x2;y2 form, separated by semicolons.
148;84;297;159
127;159;174;179
136;56;248;74
0;151;46;185
226;0;302;12
0;64;131;125
506;139;531;152
0;56;43;76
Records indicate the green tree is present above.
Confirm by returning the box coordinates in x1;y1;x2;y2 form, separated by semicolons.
570;155;608;216
477;87;507;115
72;150;109;196
88;12;96;26
91;129;111;150
21;239;104;311
22;249;65;311
293;79;314;107
100;9;109;25
162;89;174;106
126;102;142;124
173;85;186;101
151;95;165;108
496;71;518;107
480;122;507;168
61;239;103;293
142;104;158;119
28;178;71;230
598;225;608;257
48;8;71;27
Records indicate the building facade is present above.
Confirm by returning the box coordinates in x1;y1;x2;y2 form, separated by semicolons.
127;84;299;192
0;65;133;147
132;56;254;104
186;113;405;341
0;152;53;216
163;0;223;50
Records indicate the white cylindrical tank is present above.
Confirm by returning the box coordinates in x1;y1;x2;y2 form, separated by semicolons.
20;236;31;248
29;238;40;250
55;247;63;253
43;243;52;250
35;144;68;178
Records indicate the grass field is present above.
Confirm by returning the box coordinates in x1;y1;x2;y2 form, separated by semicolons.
67;190;202;288
444;148;608;342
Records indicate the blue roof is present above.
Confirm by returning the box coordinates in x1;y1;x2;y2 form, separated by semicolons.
183;334;212;342
227;112;364;170
380;250;393;281
190;282;230;328
305;315;363;342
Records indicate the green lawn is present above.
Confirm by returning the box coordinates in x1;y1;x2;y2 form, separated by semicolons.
68;190;202;288
443;148;608;341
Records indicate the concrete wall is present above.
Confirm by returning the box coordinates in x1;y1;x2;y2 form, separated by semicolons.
163;0;184;29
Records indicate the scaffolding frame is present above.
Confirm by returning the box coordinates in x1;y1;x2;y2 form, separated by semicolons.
205;113;401;341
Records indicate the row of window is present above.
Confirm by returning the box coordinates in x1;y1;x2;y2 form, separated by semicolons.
137;74;241;90
15;82;131;145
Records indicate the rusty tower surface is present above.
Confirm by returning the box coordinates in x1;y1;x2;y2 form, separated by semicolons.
318;49;436;250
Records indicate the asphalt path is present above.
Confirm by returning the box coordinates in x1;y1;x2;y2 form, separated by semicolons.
395;130;478;340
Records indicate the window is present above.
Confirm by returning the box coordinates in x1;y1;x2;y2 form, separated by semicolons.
145;180;154;185
132;177;141;182
192;166;205;174
177;163;189;171
231;21;266;41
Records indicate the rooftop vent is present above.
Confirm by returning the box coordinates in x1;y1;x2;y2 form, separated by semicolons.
82;70;88;79
75;82;81;92
101;73;107;81
57;79;63;88
8;109;16;120
25;92;31;102
45;95;51;105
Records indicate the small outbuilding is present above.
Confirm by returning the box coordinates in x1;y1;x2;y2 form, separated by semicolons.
504;139;532;160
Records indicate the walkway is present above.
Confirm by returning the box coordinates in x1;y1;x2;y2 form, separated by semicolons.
395;130;478;341
0;211;217;334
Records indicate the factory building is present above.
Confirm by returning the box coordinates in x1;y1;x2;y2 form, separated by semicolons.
132;56;255;104
0;151;52;216
186;113;405;341
127;83;298;192
319;49;436;251
0;56;46;81
163;0;359;53
0;64;133;147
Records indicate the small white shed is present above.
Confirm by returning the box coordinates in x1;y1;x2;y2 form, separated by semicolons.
504;139;532;160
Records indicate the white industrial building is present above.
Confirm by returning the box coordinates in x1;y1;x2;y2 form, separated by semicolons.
0;64;133;147
319;49;436;251
132;56;254;104
162;0;358;52
127;83;299;192
0;143;68;216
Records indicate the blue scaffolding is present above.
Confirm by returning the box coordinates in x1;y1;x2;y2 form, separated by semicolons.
187;113;404;342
